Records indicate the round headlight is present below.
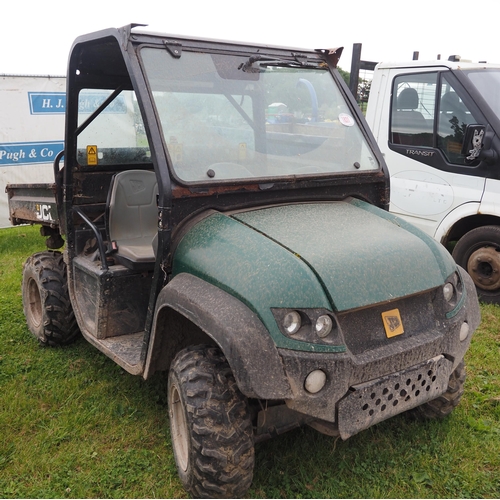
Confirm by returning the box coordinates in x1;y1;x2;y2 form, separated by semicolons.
283;311;301;335
315;315;333;338
443;283;454;302
305;370;327;394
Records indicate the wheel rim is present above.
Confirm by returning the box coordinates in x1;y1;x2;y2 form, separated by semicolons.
467;246;500;291
27;277;42;328
169;383;189;472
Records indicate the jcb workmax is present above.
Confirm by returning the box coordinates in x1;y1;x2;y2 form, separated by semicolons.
7;25;480;498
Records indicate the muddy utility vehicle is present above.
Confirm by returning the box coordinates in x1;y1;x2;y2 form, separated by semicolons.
8;25;481;498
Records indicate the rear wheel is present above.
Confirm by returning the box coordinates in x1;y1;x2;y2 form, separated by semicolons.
168;345;254;498
410;360;466;419
22;251;79;346
452;225;500;303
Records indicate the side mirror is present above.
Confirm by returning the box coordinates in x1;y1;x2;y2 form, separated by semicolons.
461;124;485;162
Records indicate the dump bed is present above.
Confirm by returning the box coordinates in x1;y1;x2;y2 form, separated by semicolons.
6;183;58;227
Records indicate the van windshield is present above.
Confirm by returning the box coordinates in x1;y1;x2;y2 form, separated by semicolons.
466;69;500;122
140;47;379;183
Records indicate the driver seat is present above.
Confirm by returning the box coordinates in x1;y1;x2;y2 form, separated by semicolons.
107;169;158;269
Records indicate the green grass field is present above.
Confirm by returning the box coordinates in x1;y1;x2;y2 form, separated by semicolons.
1;225;499;498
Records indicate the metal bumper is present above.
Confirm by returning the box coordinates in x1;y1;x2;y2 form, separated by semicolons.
337;355;452;439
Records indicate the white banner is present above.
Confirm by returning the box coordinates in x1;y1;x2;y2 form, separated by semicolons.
0;75;65;228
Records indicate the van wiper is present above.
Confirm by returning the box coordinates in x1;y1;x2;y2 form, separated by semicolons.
238;53;325;73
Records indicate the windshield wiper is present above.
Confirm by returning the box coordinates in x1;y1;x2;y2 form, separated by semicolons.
238;53;325;72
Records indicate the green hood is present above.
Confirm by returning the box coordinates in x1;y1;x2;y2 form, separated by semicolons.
172;199;456;349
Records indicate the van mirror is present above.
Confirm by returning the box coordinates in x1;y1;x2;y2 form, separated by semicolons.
462;124;485;162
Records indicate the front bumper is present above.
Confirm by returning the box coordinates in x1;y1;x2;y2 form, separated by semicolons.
337;354;451;438
278;268;480;439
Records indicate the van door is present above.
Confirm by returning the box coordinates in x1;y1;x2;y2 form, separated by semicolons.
381;69;488;237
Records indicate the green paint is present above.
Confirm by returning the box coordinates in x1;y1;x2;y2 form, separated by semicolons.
172;200;458;351
171;212;336;350
234;200;455;310
349;197;456;280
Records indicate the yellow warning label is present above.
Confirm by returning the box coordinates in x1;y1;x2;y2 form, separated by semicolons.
87;145;98;166
381;308;404;338
168;140;183;163
173;143;183;162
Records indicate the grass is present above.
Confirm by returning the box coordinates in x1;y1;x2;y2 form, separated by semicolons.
1;225;499;498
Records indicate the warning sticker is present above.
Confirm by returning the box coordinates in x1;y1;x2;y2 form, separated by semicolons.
87;145;98;166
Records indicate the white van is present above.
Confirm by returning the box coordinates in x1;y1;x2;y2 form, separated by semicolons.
365;58;500;302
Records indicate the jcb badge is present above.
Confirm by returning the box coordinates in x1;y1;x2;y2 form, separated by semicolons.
382;308;404;338
35;204;54;222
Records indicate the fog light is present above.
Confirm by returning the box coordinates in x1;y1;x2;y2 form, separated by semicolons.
315;315;333;338
443;283;454;302
304;370;326;394
283;311;301;335
459;322;469;341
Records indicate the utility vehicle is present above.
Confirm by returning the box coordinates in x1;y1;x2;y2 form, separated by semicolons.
7;25;481;498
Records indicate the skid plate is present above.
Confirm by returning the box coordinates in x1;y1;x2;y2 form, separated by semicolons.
338;355;453;439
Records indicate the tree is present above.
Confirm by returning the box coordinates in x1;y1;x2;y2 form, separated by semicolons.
357;78;372;103
337;67;350;85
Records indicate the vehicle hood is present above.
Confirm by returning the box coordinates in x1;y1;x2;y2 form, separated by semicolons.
172;199;456;347
231;199;455;311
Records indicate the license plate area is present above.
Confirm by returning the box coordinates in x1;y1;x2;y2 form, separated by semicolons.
338;355;453;439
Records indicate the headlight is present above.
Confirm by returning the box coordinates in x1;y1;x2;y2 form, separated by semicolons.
273;308;341;345
315;315;333;338
443;282;454;302
283;311;301;335
439;270;465;318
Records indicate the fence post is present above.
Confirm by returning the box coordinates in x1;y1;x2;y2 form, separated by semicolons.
349;43;362;100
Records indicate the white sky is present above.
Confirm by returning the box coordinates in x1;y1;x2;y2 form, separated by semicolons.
1;0;499;76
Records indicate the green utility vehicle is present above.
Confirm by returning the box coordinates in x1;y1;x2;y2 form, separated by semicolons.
7;25;481;498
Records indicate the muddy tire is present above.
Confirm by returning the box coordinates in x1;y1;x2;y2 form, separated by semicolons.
452;225;500;303
22;251;79;346
168;345;254;498
410;360;466;419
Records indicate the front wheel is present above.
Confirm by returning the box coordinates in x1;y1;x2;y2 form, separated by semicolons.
410;360;466;420
22;251;79;346
168;345;254;498
452;225;500;303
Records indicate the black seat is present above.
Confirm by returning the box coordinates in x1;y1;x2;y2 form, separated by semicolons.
391;88;432;147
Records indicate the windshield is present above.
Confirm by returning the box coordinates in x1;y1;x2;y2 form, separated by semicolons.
466;69;500;121
140;47;379;183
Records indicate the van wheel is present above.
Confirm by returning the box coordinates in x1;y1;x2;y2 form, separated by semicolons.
410;360;466;420
452;225;500;303
22;251;80;346
168;345;254;498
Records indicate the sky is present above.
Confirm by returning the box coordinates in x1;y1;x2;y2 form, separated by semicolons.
1;0;499;76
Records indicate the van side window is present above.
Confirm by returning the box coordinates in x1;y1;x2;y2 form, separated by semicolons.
390;72;478;165
438;74;475;163
391;72;437;148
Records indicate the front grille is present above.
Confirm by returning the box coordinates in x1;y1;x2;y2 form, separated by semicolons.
337;355;453;439
337;291;437;355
